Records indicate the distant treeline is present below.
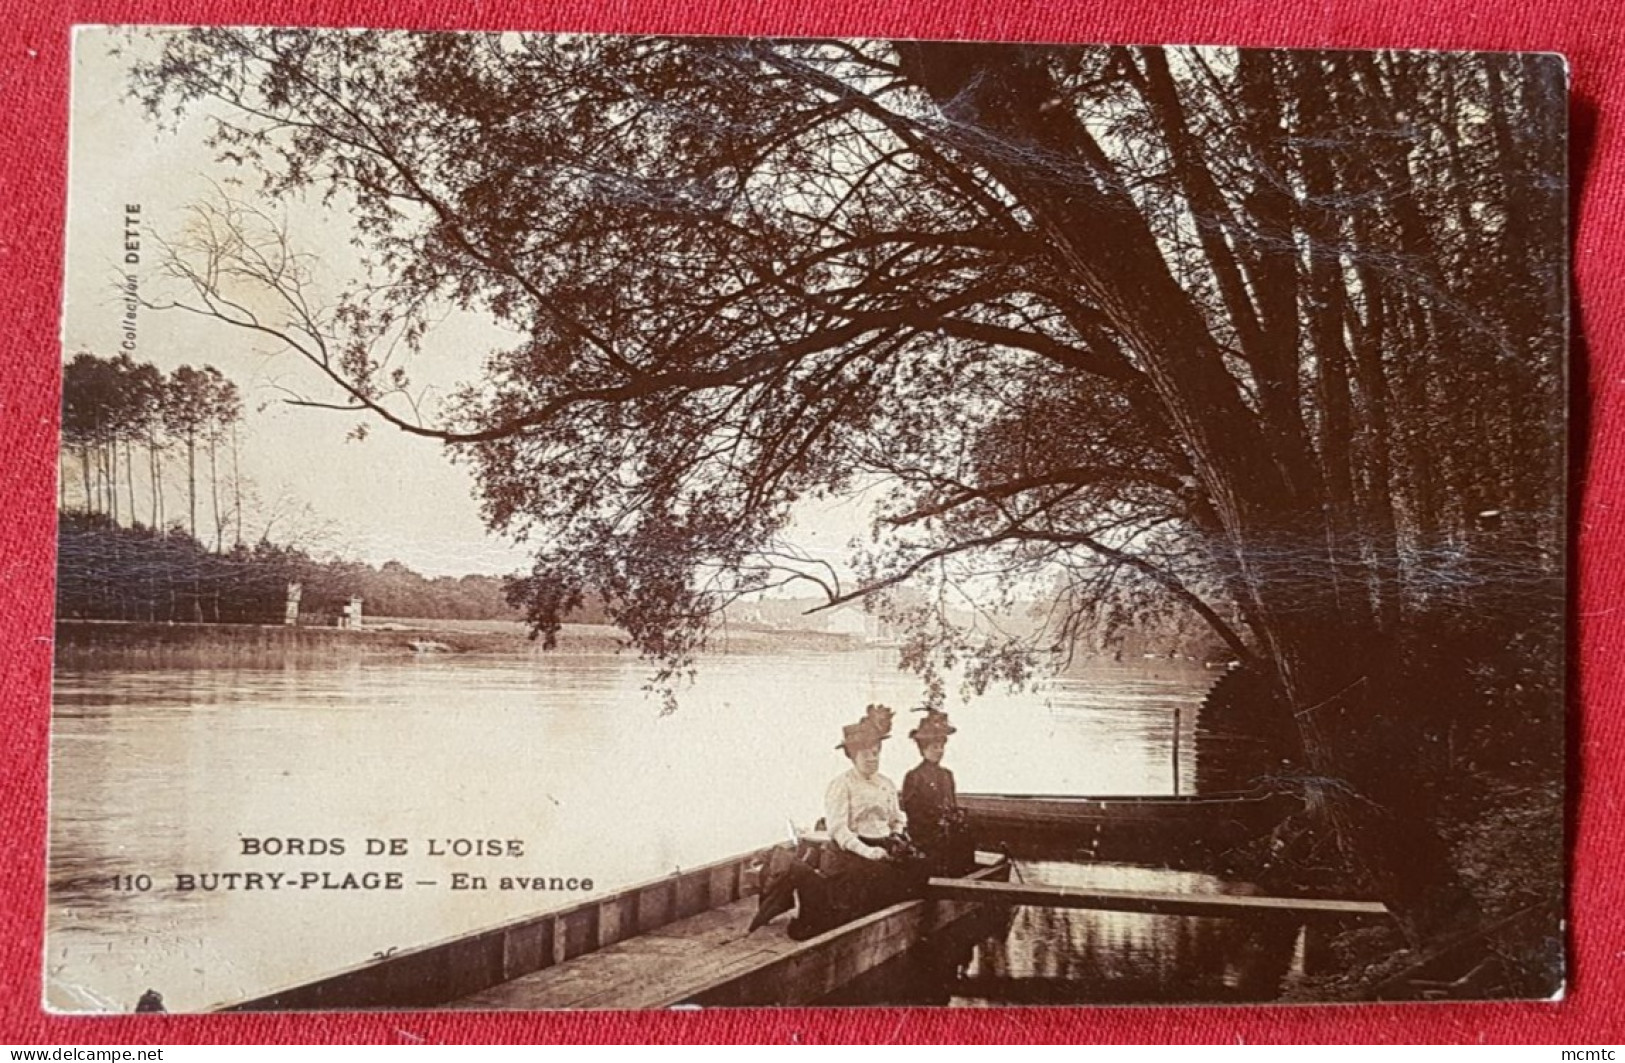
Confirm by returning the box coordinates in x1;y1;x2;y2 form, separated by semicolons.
54;513;592;625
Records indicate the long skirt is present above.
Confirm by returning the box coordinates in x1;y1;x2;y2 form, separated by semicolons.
913;810;977;877
787;845;928;941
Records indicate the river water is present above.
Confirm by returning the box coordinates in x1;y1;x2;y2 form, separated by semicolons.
47;645;1269;1012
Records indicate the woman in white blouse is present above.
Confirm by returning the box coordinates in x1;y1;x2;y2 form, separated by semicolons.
783;714;925;940
825;717;908;860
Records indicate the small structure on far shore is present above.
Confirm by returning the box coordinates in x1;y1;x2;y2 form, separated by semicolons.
284;582;302;626
339;596;364;630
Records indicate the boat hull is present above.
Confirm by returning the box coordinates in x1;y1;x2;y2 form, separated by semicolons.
222;848;1010;1011
960;791;1297;869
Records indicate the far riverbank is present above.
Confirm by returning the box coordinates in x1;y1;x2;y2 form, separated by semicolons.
52;617;869;668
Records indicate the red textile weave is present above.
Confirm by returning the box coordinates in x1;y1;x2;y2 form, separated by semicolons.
2;0;1618;1044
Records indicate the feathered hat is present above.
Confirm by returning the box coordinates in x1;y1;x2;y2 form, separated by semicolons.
836;718;889;752
908;708;957;741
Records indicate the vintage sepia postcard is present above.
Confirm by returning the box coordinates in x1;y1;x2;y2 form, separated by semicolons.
49;26;1568;1012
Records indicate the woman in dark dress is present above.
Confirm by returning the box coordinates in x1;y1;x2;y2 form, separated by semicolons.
900;710;976;876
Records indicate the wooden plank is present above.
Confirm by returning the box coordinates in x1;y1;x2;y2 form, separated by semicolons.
447;897;767;1010
503;919;552;981
926;878;1389;920
643;903;753;941
549;914;569;966
636;881;675;933
458;946;680;1010
577;943;784;1010
675;868;710;918
561;907;599;961
595;896;625;950
706;862;738;909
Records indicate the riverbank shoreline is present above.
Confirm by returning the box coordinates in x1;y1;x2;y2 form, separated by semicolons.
1272;780;1564;1002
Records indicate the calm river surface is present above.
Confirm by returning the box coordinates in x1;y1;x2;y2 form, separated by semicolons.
48;645;1239;1012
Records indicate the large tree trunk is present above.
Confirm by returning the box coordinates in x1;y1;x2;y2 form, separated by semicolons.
1294;56;1368;638
1346;232;1401;638
894;41;1476;943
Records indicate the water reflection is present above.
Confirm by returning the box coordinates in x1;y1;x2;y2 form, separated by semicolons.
826;861;1302;1007
960;861;1301;1004
48;650;1222;1011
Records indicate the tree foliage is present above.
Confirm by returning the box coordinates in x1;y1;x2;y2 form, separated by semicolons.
132;31;1567;935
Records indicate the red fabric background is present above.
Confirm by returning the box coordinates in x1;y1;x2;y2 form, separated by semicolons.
1;0;1617;1045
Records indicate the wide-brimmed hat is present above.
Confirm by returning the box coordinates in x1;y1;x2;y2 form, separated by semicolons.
836;718;888;751
909;709;957;741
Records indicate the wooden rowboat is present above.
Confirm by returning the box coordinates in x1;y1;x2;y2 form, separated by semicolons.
221;847;1010;1011
959;790;1298;867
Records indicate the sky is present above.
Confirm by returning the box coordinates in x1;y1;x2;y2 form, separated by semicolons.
61;28;872;581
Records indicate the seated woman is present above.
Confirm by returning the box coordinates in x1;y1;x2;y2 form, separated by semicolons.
826;716;907;860
900;709;976;876
783;717;926;940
